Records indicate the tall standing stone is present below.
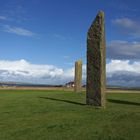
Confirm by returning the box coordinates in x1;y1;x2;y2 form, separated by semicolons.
86;11;106;107
74;60;82;92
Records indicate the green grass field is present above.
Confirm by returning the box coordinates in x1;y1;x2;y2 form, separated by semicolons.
0;90;140;140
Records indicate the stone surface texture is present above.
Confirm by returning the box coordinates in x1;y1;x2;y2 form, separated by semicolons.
86;11;106;107
74;60;82;92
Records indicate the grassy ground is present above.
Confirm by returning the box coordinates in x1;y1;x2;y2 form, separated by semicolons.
0;90;140;140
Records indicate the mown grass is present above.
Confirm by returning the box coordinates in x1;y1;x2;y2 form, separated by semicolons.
0;90;140;140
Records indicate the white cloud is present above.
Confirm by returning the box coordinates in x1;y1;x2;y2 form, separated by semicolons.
0;59;73;85
112;18;140;38
106;60;140;76
1;1;29;23
53;34;66;40
3;25;35;37
107;40;140;60
0;16;7;20
106;60;140;87
112;18;135;28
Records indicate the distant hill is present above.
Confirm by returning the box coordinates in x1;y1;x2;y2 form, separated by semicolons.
0;81;140;90
0;82;63;87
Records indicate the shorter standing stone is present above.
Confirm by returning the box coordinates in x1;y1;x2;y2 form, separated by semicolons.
74;60;82;92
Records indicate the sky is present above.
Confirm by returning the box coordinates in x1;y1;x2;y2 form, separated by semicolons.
0;0;140;87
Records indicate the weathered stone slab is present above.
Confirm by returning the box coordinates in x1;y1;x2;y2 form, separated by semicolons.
74;60;82;92
86;11;106;107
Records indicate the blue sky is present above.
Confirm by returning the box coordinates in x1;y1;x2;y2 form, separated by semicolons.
0;0;140;87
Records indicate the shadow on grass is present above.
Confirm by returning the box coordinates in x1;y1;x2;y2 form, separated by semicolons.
39;97;86;106
108;99;140;106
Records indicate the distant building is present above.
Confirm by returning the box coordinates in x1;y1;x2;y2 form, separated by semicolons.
82;84;86;88
65;81;75;88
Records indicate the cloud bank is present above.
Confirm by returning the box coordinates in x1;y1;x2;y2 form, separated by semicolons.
0;59;140;87
107;40;140;60
106;60;140;87
0;59;74;85
112;18;140;38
